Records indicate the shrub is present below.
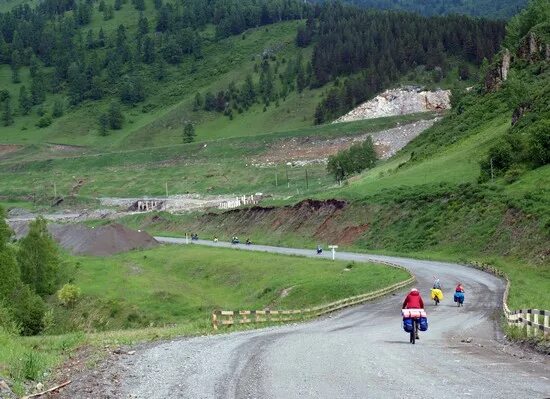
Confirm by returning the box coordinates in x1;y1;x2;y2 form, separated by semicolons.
10;284;46;336
0;301;20;335
35;115;52;128
57;284;81;307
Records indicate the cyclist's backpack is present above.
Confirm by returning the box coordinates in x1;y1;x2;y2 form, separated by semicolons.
419;317;428;331
403;317;414;333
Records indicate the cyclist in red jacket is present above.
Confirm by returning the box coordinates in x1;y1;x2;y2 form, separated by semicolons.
402;288;425;340
402;288;425;309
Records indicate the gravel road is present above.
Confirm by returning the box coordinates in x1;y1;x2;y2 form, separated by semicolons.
69;238;550;399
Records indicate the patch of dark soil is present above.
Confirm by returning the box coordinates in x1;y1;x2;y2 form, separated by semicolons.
10;222;158;256
50;224;158;256
292;199;347;211
52;345;126;399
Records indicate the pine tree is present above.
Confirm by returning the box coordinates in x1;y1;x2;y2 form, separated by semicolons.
98;113;109;135
52;98;64;118
103;5;114;20
10;50;21;84
138;14;149;37
19;86;32;115
86;29;95;49
2;98;13;127
17;217;60;297
98;28;106;47
89;76;104;100
67;63;86;105
142;36;155;64
114;0;122;10
182;122;196;143
29;55;40;78
107;101;124;129
154;58;167;81
193;92;203;111
31;72;46;105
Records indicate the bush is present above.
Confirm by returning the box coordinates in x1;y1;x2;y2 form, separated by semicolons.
327;137;377;180
35;115;52;128
10;284;46;336
57;284;81;307
0;301;20;335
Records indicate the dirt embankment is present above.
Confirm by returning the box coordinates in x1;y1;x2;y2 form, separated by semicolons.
137;195;548;264
8;222;158;256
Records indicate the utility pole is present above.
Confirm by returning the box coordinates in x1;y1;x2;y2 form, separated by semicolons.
275;170;278;187
305;168;309;189
53;181;57;198
490;157;494;181
165;181;168;198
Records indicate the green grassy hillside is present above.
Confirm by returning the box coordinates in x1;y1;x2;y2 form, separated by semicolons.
0;20;322;149
0;113;434;201
116;2;550;314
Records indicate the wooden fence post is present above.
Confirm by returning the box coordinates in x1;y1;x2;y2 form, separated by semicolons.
544;311;549;337
212;311;218;330
525;311;531;336
532;309;538;337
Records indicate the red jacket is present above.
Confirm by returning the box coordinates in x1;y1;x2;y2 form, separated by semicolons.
402;290;424;309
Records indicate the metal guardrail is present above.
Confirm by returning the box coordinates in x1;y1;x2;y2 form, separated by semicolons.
212;262;415;330
469;261;549;337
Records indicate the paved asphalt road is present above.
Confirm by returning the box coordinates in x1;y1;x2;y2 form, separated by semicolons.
112;238;549;399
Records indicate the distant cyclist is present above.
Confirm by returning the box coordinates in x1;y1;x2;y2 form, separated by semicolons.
433;277;441;289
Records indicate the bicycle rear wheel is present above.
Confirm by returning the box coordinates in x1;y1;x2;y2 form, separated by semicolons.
409;319;416;344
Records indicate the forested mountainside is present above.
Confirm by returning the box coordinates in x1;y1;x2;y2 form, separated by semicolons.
337;0;528;19
308;4;504;123
0;0;505;142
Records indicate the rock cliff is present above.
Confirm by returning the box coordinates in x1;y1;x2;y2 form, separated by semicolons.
333;86;450;123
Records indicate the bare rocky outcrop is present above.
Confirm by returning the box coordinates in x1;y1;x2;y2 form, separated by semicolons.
333;86;450;123
485;49;511;92
517;30;550;63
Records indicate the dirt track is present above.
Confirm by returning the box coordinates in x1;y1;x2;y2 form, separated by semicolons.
57;239;550;399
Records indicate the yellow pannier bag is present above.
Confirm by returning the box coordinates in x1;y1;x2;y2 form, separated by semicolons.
431;288;443;300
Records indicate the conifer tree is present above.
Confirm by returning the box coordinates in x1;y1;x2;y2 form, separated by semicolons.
2;98;13;126
18;86;32;115
182;122;196;143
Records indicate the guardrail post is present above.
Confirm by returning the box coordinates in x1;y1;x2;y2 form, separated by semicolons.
544;311;549;337
525;311;531;336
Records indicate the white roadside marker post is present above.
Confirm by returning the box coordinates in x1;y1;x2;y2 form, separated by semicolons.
328;245;338;261
185;233;189;244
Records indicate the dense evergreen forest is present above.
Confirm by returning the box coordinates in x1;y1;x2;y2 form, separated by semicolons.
309;4;505;122
336;0;527;19
0;0;505;131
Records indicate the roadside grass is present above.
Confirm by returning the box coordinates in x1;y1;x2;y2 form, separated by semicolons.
0;244;408;393
53;244;408;332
